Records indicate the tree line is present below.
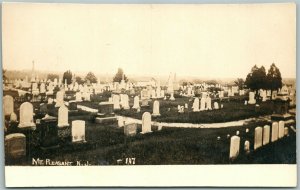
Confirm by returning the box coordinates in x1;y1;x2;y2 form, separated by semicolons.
47;68;128;85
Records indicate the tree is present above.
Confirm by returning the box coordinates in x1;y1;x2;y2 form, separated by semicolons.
245;65;267;97
234;78;245;89
62;70;73;85
267;63;282;99
85;72;97;84
47;73;59;82
113;68;128;83
205;80;218;86
75;76;85;85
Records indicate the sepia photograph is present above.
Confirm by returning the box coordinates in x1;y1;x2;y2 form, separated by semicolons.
2;2;297;187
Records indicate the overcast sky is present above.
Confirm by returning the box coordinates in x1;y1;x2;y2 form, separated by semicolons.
2;3;296;78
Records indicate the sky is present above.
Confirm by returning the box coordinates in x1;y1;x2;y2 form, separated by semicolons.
2;3;296;78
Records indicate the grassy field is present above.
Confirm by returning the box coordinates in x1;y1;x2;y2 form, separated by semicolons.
114;97;273;123
6;117;296;165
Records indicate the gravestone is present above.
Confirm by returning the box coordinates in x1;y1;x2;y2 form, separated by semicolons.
200;97;206;111
219;91;224;98
185;103;188;109
141;89;150;100
248;92;256;104
141;112;152;134
40;83;46;93
214;102;219;109
96;102;117;124
152;100;160;116
55;91;64;107
117;116;125;127
122;94;130;109
278;120;285;139
112;95;121;110
40;115;59;149
132;96;140;109
263;125;270;145
192;98;200;112
141;99;149;107
271;122;279;142
271;95;292;121
157;124;163;131
124;123;137;136
169;92;175;101
244;140;250;154
72;120;86;143
229;135;240;160
3;95;14;116
18;102;36;129
9;112;18;122
68;101;78;111
254;127;263;150
58;105;69;127
5;133;26;158
261;90;267;102
284;127;289;136
206;97;212;110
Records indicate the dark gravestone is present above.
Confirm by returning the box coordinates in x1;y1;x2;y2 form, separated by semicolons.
95;102;117;124
271;96;293;121
98;102;114;115
39;103;48;115
5;133;26;158
124;123;137;137
39;115;59;149
68;101;78;113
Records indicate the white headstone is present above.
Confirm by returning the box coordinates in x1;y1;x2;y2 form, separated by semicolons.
10;112;17;122
72;120;86;142
122;94;130;109
200;97;206;111
132;96;140;109
278;121;285;139
271;122;279;142
113;95;121;110
169;92;175;100
40;83;46;93
152;100;160;116
18;102;36;128
229;136;240;160
284;127;289;136
192;98;200;112
184;103;188;109
214;102;219;110
244;140;250;154
55;91;64;107
58;105;69;127
3;95;14;116
206;97;212;110
117;116;125;127
263;125;270;145
254;127;263;150
141;112;152;134
248;92;256;104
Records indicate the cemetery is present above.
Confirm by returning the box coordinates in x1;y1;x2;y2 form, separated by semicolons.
3;65;297;166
